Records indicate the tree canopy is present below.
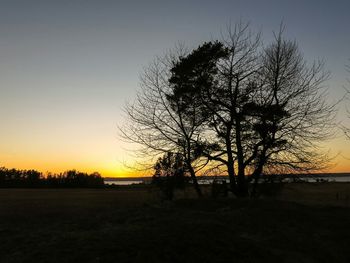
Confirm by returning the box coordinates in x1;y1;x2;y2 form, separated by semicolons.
121;23;335;197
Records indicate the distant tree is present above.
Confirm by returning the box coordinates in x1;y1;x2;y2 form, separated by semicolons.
24;170;41;186
152;152;188;200
0;167;104;188
0;167;6;184
61;170;104;187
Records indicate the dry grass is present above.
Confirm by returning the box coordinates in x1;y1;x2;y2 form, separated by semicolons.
280;182;350;207
0;184;349;262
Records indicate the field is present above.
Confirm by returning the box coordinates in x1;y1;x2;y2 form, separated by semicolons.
0;183;350;263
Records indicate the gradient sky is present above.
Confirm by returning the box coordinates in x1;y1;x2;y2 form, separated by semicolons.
1;0;350;177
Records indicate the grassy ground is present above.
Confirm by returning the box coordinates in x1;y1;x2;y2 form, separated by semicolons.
0;184;349;263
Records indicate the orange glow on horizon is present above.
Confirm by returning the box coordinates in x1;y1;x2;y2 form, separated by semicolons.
0;157;152;178
1;156;350;179
1;137;350;178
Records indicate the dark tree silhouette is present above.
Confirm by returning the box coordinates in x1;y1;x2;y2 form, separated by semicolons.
169;23;335;197
120;47;206;197
152;152;188;200
121;22;335;198
0;167;104;188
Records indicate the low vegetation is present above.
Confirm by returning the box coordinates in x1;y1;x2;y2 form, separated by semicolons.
0;184;349;263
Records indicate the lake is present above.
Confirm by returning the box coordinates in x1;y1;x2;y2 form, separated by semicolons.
104;174;350;185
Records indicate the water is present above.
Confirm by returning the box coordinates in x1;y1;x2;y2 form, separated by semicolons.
104;179;148;185
305;176;350;183
104;174;350;185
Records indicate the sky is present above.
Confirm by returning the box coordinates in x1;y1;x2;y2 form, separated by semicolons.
0;0;350;177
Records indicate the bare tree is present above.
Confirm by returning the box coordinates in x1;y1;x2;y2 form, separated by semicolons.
120;48;206;197
247;28;335;194
121;22;335;198
169;23;335;197
170;23;263;196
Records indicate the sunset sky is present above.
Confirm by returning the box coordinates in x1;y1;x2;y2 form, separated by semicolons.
1;0;350;177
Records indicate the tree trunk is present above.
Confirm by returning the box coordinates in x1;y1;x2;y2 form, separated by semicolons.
188;163;203;197
251;149;267;197
251;164;263;197
236;169;248;197
226;144;237;195
235;117;249;197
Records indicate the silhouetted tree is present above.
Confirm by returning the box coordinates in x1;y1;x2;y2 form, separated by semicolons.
247;28;334;195
169;23;334;197
0;167;104;188
120;46;206;197
152;152;188;200
121;22;334;198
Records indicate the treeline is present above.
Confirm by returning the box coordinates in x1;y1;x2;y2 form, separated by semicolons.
0;167;104;188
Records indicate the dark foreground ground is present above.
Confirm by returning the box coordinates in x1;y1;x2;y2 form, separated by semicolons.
0;183;350;263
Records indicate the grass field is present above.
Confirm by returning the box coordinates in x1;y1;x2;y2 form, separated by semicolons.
0;183;350;263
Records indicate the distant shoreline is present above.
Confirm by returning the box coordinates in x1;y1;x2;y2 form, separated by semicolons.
104;172;350;180
104;173;350;185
